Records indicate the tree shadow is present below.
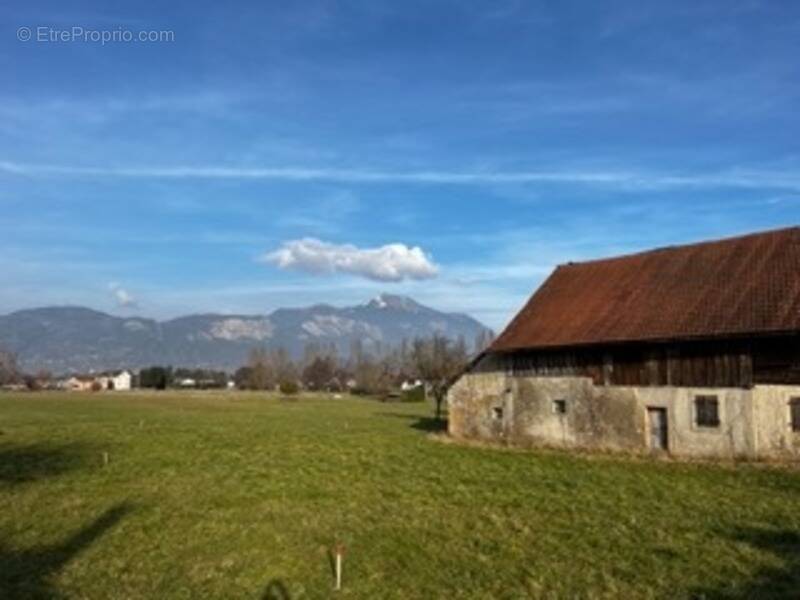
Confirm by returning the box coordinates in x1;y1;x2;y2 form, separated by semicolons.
410;416;448;433
0;443;96;486
261;578;291;600
379;412;448;433
689;527;800;599
0;502;133;599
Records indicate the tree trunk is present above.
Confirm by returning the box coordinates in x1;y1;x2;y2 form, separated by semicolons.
433;387;445;422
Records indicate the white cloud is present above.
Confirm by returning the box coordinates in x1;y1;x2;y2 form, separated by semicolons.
108;283;138;308
261;238;439;282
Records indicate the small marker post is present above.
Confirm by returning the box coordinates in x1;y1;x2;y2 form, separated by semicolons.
102;451;109;467
334;543;345;591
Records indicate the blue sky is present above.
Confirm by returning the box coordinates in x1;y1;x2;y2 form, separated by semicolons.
2;1;799;330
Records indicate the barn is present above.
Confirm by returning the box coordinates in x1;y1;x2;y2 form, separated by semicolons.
447;227;800;460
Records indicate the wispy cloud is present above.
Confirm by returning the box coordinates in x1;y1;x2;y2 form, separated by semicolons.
0;91;258;124
2;160;799;191
261;238;439;282
273;190;362;235
108;283;138;308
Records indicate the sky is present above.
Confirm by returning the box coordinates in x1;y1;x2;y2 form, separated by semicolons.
2;0;799;330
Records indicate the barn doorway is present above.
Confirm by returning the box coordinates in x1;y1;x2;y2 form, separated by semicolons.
647;407;668;451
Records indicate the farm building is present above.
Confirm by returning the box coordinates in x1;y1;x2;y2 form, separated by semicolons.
63;375;97;392
448;227;800;460
99;370;132;391
62;370;132;391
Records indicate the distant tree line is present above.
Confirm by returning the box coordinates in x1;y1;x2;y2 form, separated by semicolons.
2;329;492;416
137;366;229;390
0;348;54;390
232;334;474;419
136;366;167;390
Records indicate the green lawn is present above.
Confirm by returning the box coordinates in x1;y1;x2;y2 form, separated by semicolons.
1;392;799;599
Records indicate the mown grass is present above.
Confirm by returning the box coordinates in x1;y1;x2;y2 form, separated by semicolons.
0;391;799;599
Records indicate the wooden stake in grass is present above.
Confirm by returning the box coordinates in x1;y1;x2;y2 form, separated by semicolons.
333;543;345;591
102;451;109;467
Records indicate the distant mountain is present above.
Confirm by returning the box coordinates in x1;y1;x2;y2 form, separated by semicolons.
0;294;493;373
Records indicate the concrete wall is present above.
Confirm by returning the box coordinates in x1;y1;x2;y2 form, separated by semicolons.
633;386;754;458
447;370;800;460
752;385;800;458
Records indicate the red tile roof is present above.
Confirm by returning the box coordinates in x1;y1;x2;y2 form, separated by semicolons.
491;227;800;352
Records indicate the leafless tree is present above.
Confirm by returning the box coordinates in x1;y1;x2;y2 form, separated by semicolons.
411;335;469;421
0;349;20;385
246;346;276;390
302;355;336;390
271;347;298;386
473;329;496;354
351;353;391;395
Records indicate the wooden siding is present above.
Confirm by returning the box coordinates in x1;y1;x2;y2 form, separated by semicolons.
474;335;800;388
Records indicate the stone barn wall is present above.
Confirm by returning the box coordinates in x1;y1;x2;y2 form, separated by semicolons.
447;370;800;460
752;385;800;458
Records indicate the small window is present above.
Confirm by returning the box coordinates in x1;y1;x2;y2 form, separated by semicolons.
695;395;720;428
491;406;503;420
790;398;800;432
552;399;567;415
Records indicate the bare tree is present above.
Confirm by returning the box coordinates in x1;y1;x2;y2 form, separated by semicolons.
246;346;276;390
411;335;469;421
352;354;391;395
271;347;297;386
302;355;336;391
473;329;496;354
301;341;322;368
0;349;20;385
35;369;52;389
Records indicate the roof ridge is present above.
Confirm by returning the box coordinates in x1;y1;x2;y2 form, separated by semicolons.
559;225;800;268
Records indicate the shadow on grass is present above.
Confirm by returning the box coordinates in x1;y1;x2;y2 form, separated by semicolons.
0;443;96;486
261;578;291;599
327;547;336;580
690;527;800;599
379;412;448;433
0;502;133;599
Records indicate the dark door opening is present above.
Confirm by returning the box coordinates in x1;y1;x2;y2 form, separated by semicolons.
647;407;668;451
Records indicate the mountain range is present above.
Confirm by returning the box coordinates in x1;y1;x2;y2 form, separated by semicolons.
0;294;492;373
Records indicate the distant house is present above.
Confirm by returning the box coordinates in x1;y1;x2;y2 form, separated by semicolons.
107;370;132;391
63;376;96;392
401;379;423;391
448;227;800;460
62;370;131;392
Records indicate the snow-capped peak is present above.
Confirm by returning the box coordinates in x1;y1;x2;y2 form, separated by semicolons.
365;293;421;312
368;294;388;309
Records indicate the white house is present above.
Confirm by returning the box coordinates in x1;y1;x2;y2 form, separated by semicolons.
94;370;133;391
60;371;130;391
108;370;132;391
401;379;423;391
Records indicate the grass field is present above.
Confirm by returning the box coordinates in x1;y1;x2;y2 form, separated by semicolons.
1;392;799;599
